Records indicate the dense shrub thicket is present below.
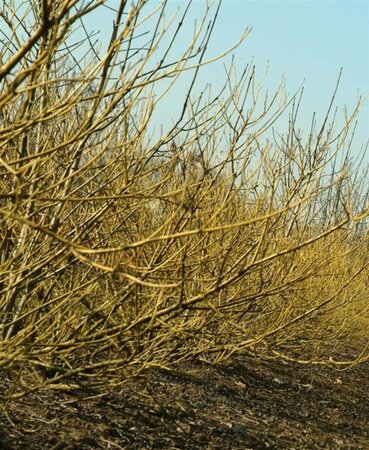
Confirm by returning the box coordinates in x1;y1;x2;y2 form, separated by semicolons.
0;0;368;397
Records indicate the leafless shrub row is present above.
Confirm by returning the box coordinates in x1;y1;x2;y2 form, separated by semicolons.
0;0;368;397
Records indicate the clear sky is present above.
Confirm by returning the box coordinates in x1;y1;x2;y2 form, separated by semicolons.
83;0;369;153
209;0;369;150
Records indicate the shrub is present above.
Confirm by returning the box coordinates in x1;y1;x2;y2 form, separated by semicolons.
0;0;368;397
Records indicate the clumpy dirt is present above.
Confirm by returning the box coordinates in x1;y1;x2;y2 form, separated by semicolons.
1;352;368;449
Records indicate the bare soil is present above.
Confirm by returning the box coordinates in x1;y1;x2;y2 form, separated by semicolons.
1;351;368;449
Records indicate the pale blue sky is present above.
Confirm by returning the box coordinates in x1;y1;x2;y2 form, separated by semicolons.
84;0;369;152
212;0;369;144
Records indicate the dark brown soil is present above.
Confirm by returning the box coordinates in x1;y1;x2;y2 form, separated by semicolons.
1;353;368;450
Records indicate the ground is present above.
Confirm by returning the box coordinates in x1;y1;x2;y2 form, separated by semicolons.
1;351;368;449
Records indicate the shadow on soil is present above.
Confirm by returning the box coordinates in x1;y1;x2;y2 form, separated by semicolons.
1;351;368;449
